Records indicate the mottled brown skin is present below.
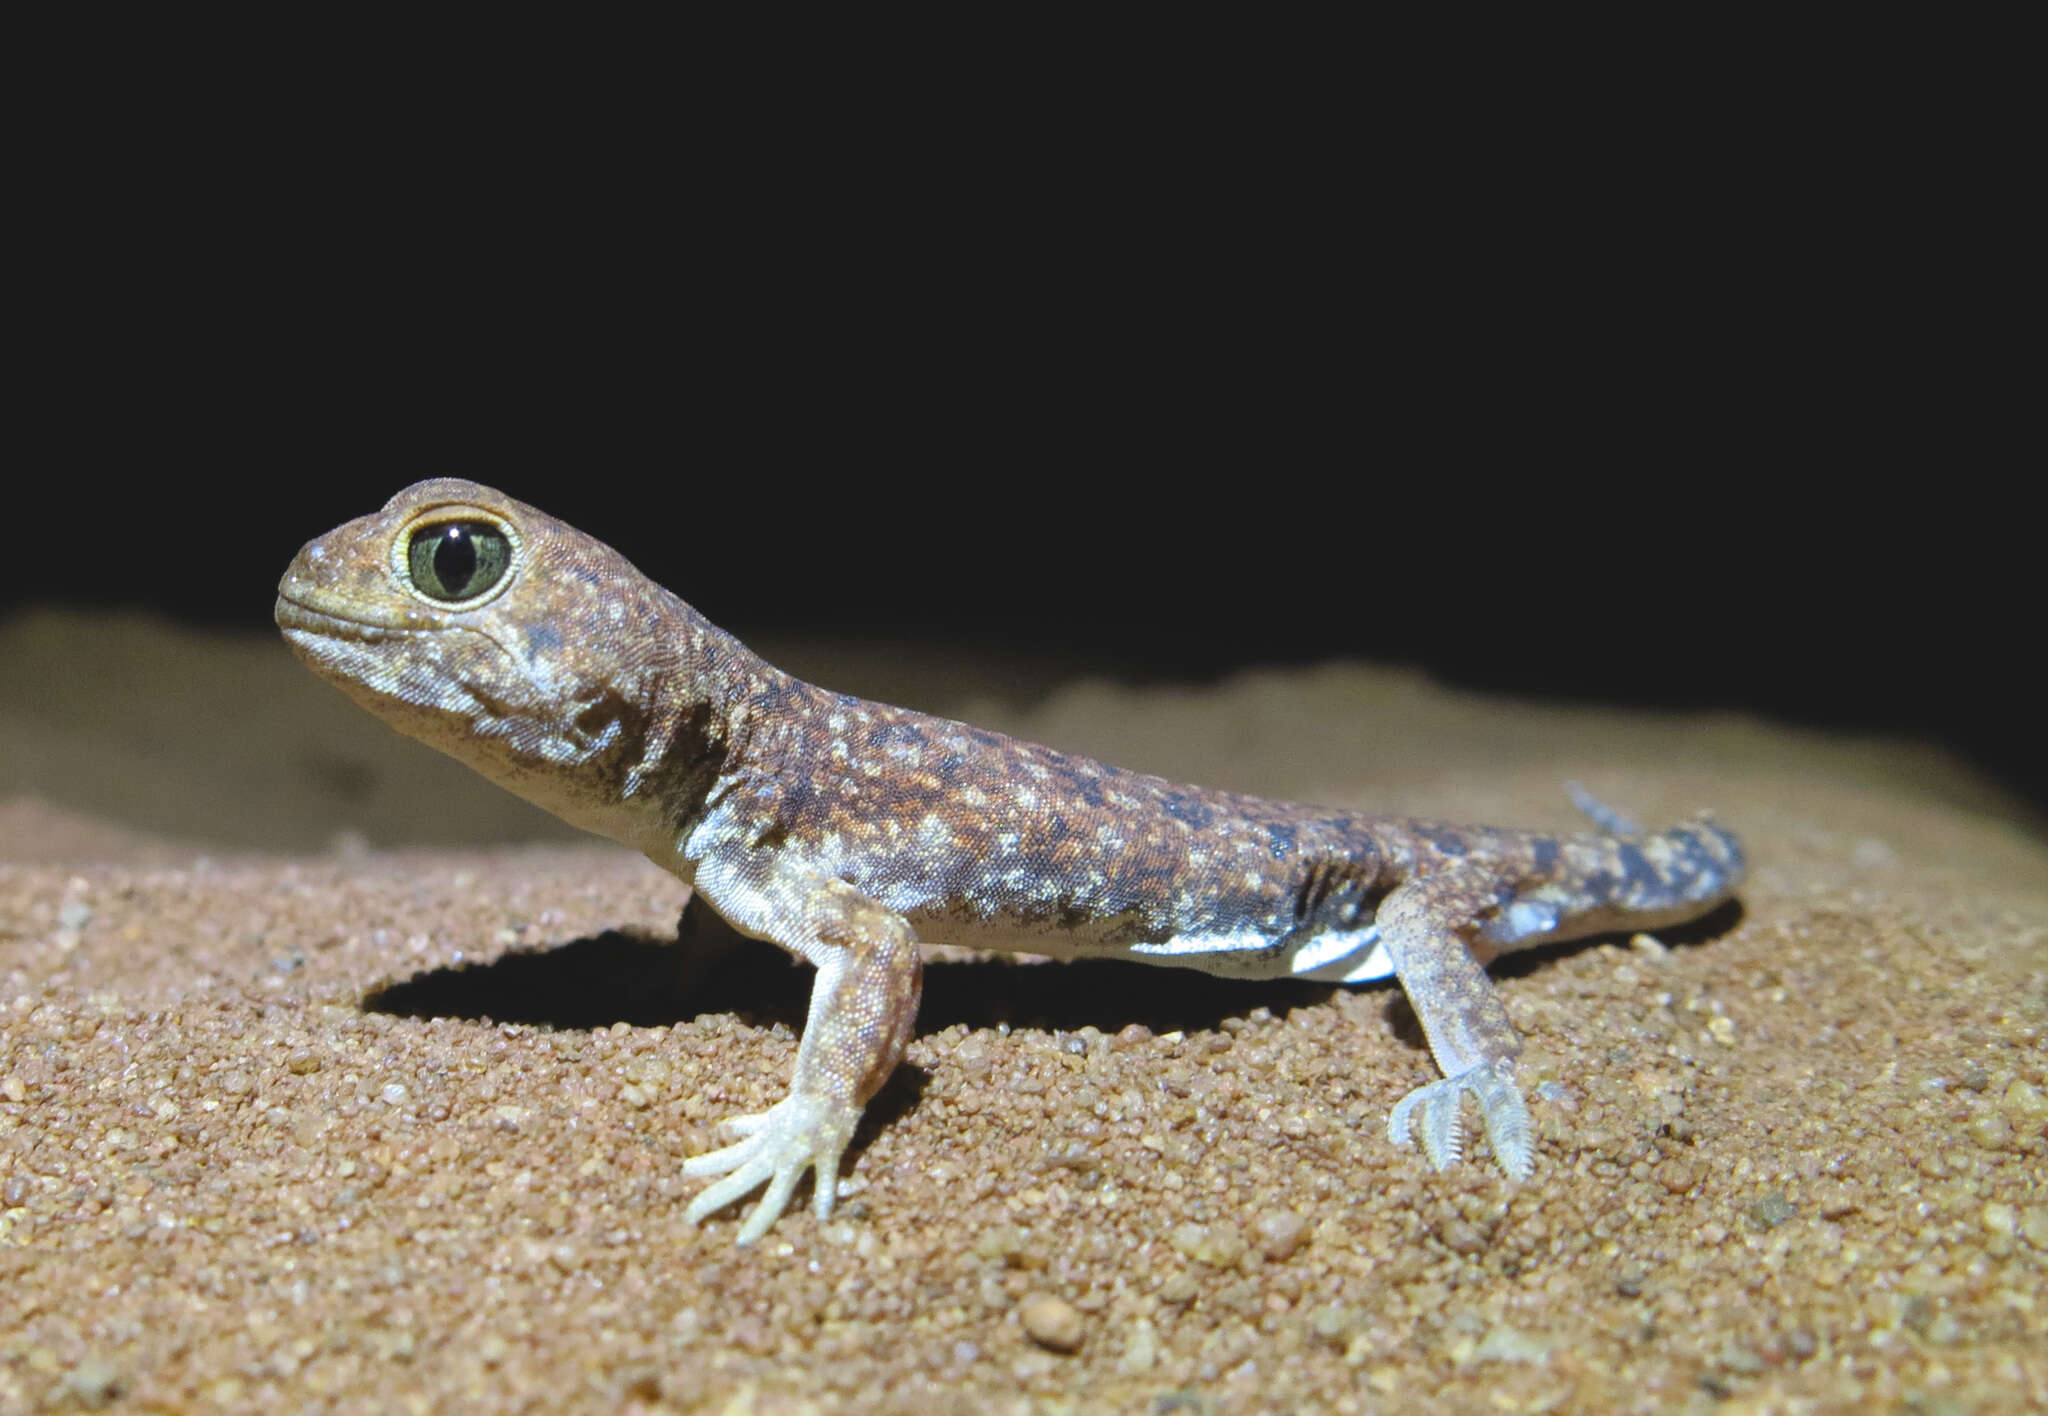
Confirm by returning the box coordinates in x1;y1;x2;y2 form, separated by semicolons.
277;480;1746;1244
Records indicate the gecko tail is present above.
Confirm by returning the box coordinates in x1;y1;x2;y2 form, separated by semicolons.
1484;794;1745;949
1565;784;1745;902
1604;809;1746;919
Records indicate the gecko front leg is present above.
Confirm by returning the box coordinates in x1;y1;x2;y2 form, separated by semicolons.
682;874;922;1244
1378;870;1535;1179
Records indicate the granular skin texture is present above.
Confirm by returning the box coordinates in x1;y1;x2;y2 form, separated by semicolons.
2;647;2046;1415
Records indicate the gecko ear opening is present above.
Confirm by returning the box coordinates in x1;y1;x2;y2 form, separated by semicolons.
405;520;514;604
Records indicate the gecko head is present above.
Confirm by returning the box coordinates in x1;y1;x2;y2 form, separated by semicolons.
275;479;683;815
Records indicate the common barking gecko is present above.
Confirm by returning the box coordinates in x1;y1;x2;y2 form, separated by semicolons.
276;480;1744;1245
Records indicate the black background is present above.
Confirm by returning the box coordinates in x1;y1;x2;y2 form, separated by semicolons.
7;42;2034;822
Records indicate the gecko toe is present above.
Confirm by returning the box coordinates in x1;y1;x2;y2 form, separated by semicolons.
737;1166;805;1246
1468;1061;1534;1180
681;1130;759;1178
1387;1076;1460;1167
1419;1084;1467;1169
684;1157;774;1226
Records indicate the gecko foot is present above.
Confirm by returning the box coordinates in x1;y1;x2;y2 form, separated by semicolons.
682;1091;859;1245
1387;1059;1534;1180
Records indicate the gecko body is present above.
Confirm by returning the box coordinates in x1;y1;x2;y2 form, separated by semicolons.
277;480;1744;1244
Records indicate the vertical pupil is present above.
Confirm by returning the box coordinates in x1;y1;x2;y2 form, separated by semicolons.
408;519;508;602
435;527;478;591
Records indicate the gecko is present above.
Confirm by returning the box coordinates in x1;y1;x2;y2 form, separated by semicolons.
275;480;1745;1245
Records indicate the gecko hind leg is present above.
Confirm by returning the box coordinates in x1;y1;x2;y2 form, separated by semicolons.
1375;871;1539;1181
1564;782;1643;838
1387;1058;1534;1179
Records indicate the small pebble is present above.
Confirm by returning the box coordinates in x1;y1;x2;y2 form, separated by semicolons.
1019;1293;1083;1352
1169;1221;1246;1268
1254;1208;1308;1261
1748;1191;1797;1229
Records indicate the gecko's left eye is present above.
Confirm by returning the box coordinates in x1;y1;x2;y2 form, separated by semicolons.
407;521;512;603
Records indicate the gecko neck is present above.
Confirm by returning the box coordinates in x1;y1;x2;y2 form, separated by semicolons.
589;591;793;859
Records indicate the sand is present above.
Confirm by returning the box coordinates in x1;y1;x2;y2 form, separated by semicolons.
2;612;2043;1414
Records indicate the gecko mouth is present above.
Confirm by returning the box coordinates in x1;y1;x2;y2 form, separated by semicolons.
274;590;525;685
273;590;434;640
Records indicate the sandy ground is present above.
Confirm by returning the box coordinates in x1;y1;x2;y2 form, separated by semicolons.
2;611;2044;1414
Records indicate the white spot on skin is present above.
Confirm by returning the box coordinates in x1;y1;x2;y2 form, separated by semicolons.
1288;926;1381;978
1127;930;1272;960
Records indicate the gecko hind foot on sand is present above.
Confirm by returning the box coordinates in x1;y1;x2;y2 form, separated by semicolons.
1387;1058;1535;1179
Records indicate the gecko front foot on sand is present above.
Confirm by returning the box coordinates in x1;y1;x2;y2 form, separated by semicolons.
1387;1059;1535;1180
682;1092;859;1245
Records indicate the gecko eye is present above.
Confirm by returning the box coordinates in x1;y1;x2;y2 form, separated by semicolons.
406;521;512;603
